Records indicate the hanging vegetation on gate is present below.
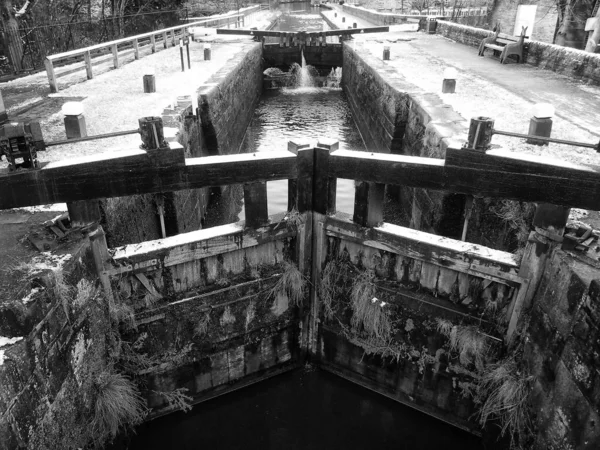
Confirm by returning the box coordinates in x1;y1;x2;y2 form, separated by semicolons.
319;245;534;449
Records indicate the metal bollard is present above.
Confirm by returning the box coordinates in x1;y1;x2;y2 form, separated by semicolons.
466;117;494;151
204;43;212;61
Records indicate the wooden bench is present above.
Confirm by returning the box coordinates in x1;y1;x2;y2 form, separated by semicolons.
481;27;528;64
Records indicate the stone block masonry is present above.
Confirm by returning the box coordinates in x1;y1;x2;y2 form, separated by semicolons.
525;248;600;449
198;42;263;156
342;41;469;237
99;42;263;247
0;238;113;449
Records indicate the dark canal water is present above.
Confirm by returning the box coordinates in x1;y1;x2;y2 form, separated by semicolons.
111;366;484;450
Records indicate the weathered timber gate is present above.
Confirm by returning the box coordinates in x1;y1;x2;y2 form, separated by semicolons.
1;118;596;429
217;27;388;70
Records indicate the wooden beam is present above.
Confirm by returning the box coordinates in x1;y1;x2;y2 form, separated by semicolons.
0;148;297;210
296;148;314;214
111;218;298;272
4;146;600;211
84;51;93;79
44;58;58;93
325;215;523;286
243;181;269;228
287;140;311;211
331;148;600;210
216;26;389;37
314;139;338;215
444;147;600;209
111;43;119;68
353;181;384;228
329;149;447;191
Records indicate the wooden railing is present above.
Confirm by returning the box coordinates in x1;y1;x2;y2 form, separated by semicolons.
44;5;261;93
3;139;598;211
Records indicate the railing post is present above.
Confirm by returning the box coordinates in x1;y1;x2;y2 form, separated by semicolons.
287;140;311;211
133;38;140;60
506;203;570;344
151;34;156;53
111;43;119;68
139;117;178;237
243;182;269;228
163;31;168;49
84;51;93;80
139;116;168;150
353;181;385;228
466;116;494;150
44;58;58;93
68;200;101;228
315;138;338;215
89;226;115;305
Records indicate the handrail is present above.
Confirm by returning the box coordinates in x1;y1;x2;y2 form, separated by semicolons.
43;5;261;93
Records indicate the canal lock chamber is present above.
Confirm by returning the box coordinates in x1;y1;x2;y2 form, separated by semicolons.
7;6;578;450
103;8;500;450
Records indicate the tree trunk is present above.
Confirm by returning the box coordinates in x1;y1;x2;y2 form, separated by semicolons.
1;0;23;72
556;0;596;49
585;4;600;52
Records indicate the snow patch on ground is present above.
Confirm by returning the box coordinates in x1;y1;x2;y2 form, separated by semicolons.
22;287;43;304
0;336;24;366
15;252;72;276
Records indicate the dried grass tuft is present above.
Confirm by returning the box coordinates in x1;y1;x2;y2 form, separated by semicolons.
151;387;193;413
320;259;351;321
269;261;307;307
477;357;534;448
92;369;147;440
74;278;97;309
194;312;211;338
350;270;391;341
437;319;489;371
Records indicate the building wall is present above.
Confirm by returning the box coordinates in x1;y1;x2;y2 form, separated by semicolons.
488;0;558;43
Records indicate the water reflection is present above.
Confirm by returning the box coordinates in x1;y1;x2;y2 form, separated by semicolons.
239;87;364;216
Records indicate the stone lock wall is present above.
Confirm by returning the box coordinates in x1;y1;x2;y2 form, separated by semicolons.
0;238;112;450
99;42;263;248
342;42;469;238
198;42;263;156
525;248;600;449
